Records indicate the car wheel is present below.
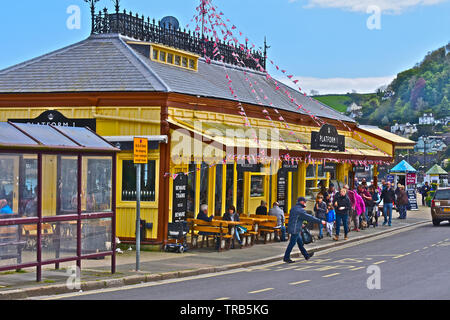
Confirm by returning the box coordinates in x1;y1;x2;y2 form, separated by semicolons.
178;246;184;254
432;219;441;226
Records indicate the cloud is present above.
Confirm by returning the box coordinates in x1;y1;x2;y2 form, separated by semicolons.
279;75;396;95
289;0;449;14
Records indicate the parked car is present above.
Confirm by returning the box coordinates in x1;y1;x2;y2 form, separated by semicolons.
431;187;450;226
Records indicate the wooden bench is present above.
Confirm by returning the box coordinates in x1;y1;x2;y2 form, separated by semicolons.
187;219;233;252
218;217;258;247
22;223;54;249
249;215;278;243
0;225;25;269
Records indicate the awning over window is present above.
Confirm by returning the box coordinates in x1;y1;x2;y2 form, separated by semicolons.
357;125;416;150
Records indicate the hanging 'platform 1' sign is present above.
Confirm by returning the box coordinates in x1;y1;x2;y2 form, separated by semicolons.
311;124;345;152
10;110;97;131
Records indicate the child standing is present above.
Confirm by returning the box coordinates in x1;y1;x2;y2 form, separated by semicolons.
326;205;336;237
314;195;328;240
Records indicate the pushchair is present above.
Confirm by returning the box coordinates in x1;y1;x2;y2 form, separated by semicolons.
164;221;189;253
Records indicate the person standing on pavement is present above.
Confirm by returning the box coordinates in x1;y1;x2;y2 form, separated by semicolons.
283;197;326;263
357;184;372;229
346;188;359;232
333;188;351;241
380;182;396;226
269;202;287;242
367;185;380;227
314;195;328;240
397;185;409;220
326;204;336;237
420;182;431;206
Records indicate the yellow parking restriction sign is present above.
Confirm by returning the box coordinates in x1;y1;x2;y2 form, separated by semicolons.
134;137;148;164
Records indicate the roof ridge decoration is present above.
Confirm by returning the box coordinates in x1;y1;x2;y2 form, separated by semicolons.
88;4;265;71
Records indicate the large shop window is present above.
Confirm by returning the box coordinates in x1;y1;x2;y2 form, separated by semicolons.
122;160;156;202
306;164;316;178
225;164;234;210
0;154;38;219
236;170;244;214
215;164;223;216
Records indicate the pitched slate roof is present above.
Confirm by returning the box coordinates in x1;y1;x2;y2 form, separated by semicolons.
0;33;354;123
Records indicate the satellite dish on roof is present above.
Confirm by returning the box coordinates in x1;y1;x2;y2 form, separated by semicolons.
161;16;180;30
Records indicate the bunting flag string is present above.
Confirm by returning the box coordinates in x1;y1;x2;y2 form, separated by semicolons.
202;1;392;159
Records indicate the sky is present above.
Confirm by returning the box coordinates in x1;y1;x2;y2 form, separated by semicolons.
0;0;449;95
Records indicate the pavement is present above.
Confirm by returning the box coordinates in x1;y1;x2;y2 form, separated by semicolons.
56;219;450;301
0;205;433;300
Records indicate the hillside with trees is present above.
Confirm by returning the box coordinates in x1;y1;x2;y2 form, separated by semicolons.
315;42;450;127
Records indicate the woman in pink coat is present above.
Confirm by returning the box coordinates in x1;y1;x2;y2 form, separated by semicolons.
346;189;360;232
354;192;366;230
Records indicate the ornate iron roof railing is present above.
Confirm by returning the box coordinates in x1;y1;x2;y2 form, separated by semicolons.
91;8;266;70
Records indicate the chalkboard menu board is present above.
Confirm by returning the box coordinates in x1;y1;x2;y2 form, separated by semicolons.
172;174;188;222
277;169;287;213
407;189;418;211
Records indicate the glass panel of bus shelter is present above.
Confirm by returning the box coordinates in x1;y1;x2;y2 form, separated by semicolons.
39;155;79;217
81;218;112;255
41;221;78;261
225;164;234;211
13;123;78;147
214;164;223;216
186;163;196;219
0;223;37;268
0;123;39;146
83;157;112;213
56;126;114;149
0;154;38;219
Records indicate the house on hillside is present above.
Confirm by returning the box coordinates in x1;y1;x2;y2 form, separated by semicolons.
390;122;417;137
419;113;435;125
414;136;447;153
346;103;363;119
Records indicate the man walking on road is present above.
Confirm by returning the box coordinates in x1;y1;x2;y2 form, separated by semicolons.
283;197;326;263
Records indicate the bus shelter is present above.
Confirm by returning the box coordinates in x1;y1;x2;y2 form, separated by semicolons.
0;122;119;281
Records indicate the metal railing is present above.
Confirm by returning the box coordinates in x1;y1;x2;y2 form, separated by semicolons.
92;8;266;70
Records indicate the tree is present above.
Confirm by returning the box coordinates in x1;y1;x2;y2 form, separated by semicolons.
410;78;426;109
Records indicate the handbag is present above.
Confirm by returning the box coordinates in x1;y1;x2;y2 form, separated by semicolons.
301;225;313;244
236;225;247;234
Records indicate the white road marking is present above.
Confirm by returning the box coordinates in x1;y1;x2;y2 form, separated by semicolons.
289;280;311;286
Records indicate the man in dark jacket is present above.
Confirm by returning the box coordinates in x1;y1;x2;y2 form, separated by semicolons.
380;182;396;226
283;197;325;263
333;188;351;241
420;182;431;206
397;185;409;219
255;201;268;215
